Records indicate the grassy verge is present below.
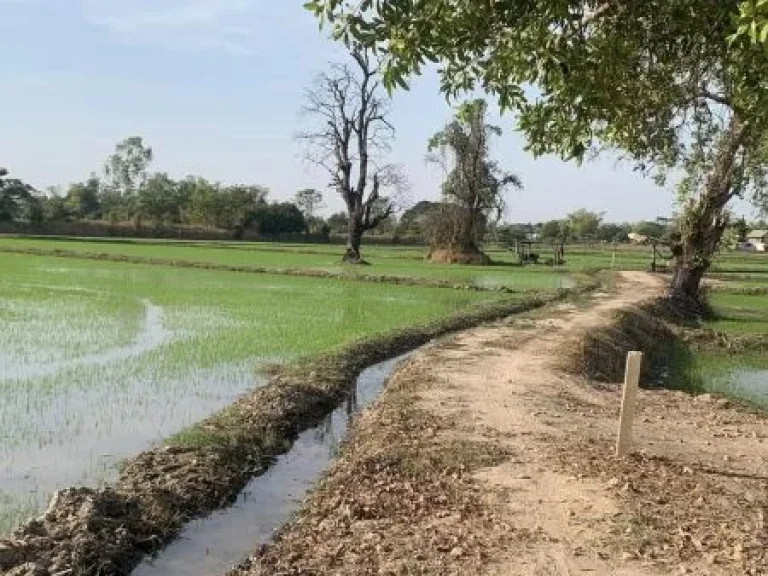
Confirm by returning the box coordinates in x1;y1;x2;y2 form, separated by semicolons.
0;279;599;575
562;288;768;412
664;288;768;410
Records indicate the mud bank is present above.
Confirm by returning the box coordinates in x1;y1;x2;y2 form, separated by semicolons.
562;299;683;384
134;355;408;576
0;289;579;576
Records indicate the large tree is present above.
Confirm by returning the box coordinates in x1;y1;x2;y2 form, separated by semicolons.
65;176;101;220
0;168;36;223
137;173;181;224
307;0;768;304
300;50;407;263
426;99;522;263
567;209;603;242
102;136;154;219
293;188;325;220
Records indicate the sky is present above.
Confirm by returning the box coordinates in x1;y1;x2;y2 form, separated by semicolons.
0;0;755;223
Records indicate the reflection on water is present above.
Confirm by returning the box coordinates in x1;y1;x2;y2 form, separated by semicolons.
134;354;408;576
2;299;169;381
721;369;768;406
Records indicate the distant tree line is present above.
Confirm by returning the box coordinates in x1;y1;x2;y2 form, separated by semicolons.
1;137;320;239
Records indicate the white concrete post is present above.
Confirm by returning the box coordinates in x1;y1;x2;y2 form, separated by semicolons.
616;351;643;457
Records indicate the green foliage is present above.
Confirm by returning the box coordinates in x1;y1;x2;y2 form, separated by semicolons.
326;211;349;234
104;136;153;201
427;99;522;250
65;177;101;220
496;223;535;246
595;222;630;243
632;220;667;240
310;2;766;169
307;1;768;297
566;209;603;241
540;220;571;243
396;200;441;239
294;188;324;220
247;202;308;236
731;0;768;45
732;216;750;240
137;172;181;224
0;168;36;223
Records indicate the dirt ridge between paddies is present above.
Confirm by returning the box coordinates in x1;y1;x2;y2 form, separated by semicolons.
231;273;767;576
0;282;599;576
0;245;553;294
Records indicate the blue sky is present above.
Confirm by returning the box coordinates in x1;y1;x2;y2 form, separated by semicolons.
0;0;741;222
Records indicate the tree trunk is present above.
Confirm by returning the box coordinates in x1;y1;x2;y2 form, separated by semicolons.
456;206;478;253
669;115;746;310
343;215;364;264
669;263;707;301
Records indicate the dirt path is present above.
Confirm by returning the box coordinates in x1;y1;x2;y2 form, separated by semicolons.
236;272;767;575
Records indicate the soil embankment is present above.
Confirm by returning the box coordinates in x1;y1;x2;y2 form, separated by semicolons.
236;272;767;575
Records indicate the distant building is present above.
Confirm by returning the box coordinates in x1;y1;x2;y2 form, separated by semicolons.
628;233;649;245
746;230;768;252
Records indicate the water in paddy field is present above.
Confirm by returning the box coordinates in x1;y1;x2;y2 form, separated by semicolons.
0;295;266;535
134;355;409;576
719;369;768;406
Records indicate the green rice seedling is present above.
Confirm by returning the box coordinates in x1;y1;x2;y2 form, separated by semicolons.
0;251;516;534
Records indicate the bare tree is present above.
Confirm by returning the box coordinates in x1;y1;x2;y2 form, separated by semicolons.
300;50;407;263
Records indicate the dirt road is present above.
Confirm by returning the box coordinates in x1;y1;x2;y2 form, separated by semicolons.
237;272;767;575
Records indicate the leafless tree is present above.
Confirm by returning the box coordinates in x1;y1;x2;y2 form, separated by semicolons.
299;50;407;263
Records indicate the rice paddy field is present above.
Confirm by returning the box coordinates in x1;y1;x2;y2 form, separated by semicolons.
1;234;767;536
670;246;768;410
674;288;768;410
0;246;529;535
0;237;577;290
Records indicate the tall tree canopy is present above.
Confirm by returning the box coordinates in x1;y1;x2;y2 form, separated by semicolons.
294;188;325;220
104;137;153;198
0;168;36;223
567;209;603;241
307;0;768;304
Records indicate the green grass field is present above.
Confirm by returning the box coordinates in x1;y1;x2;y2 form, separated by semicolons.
0;249;516;534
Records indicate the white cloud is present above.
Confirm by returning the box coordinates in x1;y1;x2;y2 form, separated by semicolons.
82;0;280;54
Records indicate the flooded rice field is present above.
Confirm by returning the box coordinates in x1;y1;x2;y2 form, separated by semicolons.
0;252;501;534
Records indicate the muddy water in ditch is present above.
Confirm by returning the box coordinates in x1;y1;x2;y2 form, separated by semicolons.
134;354;409;576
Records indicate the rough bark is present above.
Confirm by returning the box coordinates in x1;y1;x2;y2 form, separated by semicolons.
343;215;364;263
670;115;746;309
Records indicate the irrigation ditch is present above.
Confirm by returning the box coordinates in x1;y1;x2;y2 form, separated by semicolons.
0;273;602;575
134;355;411;576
